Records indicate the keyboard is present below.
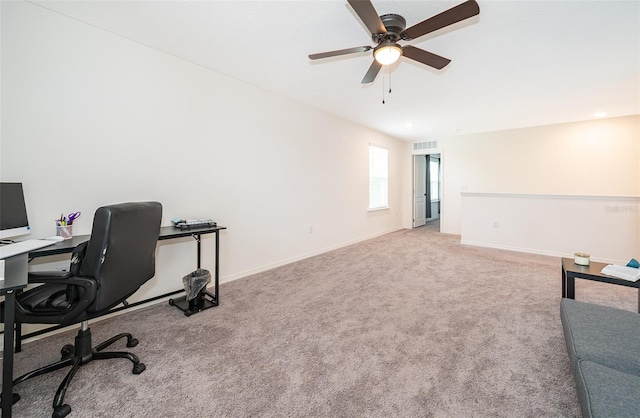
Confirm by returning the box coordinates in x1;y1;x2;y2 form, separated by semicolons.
0;239;57;259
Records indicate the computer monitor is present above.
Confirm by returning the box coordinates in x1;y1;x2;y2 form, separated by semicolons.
0;182;31;240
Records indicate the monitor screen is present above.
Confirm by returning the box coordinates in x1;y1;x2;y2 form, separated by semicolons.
0;182;31;240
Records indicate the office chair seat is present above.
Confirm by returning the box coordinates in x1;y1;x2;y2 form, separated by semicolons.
1;201;162;418
18;283;71;312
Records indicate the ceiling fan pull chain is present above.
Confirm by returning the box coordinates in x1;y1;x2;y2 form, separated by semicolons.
389;66;392;94
382;75;386;104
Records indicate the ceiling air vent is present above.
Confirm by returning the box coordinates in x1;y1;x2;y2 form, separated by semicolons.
413;141;438;151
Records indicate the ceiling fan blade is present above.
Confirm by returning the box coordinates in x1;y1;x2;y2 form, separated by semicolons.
361;60;383;84
402;0;480;40
347;0;387;36
402;46;451;70
309;46;372;60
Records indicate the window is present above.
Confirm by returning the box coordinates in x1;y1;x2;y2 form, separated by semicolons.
429;157;440;201
369;145;388;209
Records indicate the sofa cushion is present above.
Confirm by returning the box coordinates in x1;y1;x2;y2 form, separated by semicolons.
574;360;640;418
560;298;640;375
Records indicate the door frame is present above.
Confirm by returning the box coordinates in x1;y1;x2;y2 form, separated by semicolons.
411;149;443;229
413;155;427;228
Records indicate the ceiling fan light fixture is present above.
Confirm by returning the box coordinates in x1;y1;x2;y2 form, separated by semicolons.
374;42;402;65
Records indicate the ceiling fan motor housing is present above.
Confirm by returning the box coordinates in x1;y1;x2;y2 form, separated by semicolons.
374;14;406;43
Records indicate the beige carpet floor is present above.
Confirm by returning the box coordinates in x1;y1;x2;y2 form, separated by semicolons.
6;225;637;417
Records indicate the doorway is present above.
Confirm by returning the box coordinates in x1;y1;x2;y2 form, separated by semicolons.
413;153;441;230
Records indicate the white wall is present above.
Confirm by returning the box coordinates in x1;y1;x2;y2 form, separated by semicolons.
437;115;640;235
461;193;639;263
431;115;640;260
0;1;406;305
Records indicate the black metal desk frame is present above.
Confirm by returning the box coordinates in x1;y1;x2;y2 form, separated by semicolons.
561;257;640;313
19;225;225;346
2;225;224;418
167;228;221;316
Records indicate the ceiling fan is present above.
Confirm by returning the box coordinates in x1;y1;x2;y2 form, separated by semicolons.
309;0;480;84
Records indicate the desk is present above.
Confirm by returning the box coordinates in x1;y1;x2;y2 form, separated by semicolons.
2;225;225;417
561;257;640;312
22;225;226;345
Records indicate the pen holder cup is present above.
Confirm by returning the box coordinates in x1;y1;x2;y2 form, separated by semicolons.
56;225;73;239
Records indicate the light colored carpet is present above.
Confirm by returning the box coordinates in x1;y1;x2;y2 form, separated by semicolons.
6;226;637;417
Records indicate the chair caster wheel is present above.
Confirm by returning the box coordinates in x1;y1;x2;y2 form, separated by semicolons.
184;310;191;316
61;344;74;359
133;363;146;374
127;338;139;348
52;403;71;418
168;299;175;306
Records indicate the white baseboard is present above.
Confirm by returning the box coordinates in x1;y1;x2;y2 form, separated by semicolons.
221;227;404;284
460;239;625;265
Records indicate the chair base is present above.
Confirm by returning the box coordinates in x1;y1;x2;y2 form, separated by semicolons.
9;324;145;418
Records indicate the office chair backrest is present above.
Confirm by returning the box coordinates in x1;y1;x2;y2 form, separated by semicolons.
79;201;162;313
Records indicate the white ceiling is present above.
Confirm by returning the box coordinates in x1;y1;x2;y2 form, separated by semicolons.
32;0;640;141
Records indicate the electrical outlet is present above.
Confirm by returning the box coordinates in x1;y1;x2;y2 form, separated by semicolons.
309;226;313;234
492;221;499;228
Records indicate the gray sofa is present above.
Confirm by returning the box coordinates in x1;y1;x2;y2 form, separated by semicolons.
560;298;640;418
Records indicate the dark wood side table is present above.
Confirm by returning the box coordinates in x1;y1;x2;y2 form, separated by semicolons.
561;257;640;313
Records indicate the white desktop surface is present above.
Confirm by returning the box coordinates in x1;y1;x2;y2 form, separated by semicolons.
0;239;56;259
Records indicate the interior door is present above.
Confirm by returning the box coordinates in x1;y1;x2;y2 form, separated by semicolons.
413;155;427;227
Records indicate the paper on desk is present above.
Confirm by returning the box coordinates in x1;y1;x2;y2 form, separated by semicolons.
601;264;640;282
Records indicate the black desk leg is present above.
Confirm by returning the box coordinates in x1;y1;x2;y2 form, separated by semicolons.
194;233;202;269
215;230;219;305
637;290;639;313
566;274;575;299
15;320;21;353
561;267;567;298
2;290;18;418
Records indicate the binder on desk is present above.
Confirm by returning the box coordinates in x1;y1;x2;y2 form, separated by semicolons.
601;264;640;282
171;218;216;229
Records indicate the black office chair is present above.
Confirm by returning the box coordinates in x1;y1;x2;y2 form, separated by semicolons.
6;201;162;418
